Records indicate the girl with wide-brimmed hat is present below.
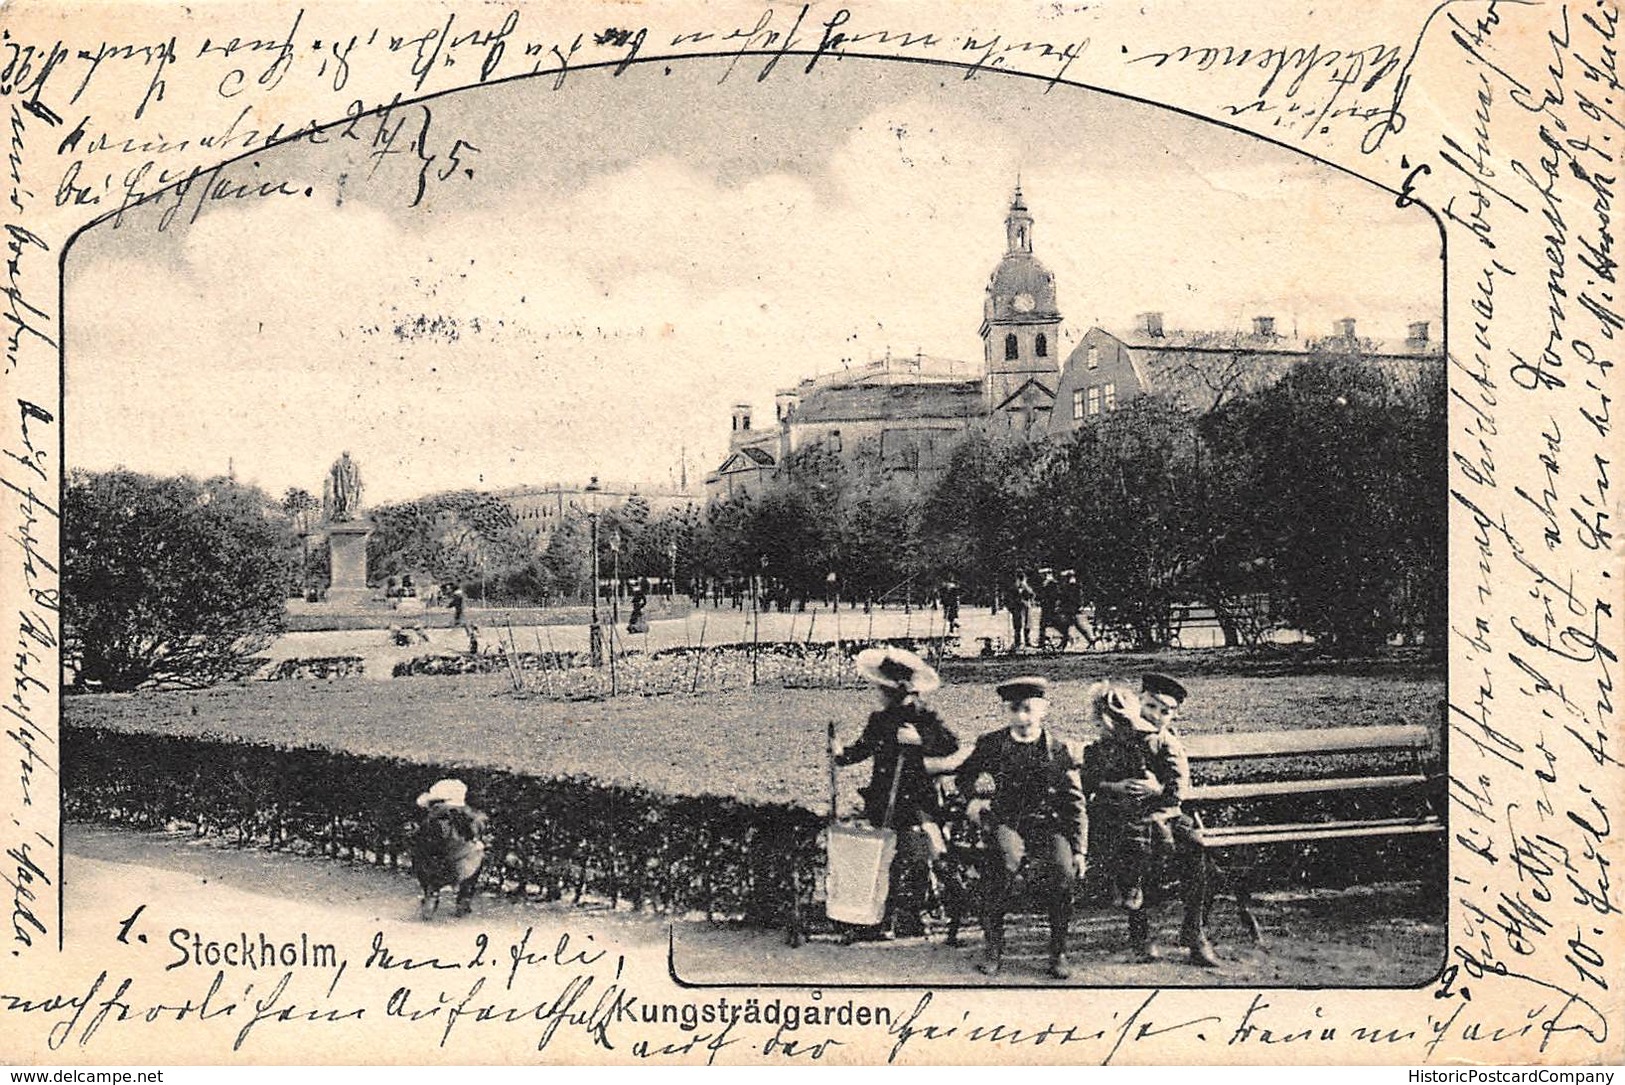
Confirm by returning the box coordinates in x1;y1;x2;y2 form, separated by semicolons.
833;646;961;939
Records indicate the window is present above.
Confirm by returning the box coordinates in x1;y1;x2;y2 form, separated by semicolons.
1104;382;1117;410
1086;387;1101;416
1004;333;1019;361
830;430;842;452
741;414;750;431
1036;333;1048;358
1072;389;1085;420
1087;345;1100;369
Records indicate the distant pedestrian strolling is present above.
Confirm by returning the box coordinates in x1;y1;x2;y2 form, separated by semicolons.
940;578;961;633
628;577;650;634
1009;572;1035;651
1056;569;1095;649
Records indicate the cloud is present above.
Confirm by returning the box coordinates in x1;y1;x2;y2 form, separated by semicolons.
66;89;1438;503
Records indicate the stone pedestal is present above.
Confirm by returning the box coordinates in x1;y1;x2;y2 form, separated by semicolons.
324;520;374;607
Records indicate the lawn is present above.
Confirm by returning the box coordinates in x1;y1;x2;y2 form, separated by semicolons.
64;649;1445;808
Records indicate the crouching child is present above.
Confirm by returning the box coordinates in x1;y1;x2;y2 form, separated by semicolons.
412;778;489;919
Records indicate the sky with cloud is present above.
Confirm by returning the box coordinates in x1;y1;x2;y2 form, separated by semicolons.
66;56;1441;504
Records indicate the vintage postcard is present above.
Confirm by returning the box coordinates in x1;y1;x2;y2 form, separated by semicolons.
0;0;1619;1067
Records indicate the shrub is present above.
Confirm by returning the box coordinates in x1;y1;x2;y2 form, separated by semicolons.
64;470;297;690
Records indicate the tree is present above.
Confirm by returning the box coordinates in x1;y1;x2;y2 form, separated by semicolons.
1034;399;1203;648
919;430;1044;602
540;513;592;601
1204;353;1425;652
281;486;323;593
64;469;297;691
696;493;754;582
598;496;650;584
836;475;924;604
367;490;532;591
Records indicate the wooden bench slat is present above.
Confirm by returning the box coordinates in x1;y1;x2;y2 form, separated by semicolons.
1201;820;1443;848
1188;773;1431;802
1183;724;1434;761
1203;816;1430;836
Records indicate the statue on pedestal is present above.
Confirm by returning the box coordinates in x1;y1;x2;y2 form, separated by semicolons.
319;452;373;606
324;451;365;523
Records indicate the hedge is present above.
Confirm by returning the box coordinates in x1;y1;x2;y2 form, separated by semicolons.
64;726;824;924
262;656;366;681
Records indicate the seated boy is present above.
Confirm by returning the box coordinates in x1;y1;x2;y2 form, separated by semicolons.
1080;677;1217;967
954;676;1087;979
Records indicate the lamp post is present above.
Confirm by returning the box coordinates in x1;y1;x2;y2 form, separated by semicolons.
586;476;603;667
609;527;622;631
752;553;767;685
667;539;678;602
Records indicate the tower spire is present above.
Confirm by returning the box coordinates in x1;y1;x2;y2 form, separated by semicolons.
1005;181;1033;254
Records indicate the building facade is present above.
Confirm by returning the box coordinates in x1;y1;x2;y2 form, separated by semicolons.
1049;314;1441;437
498;482;700;550
705;186;1440;502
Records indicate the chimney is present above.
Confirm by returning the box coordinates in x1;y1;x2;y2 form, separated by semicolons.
1137;311;1165;338
1252;315;1276;338
1335;317;1357;340
1406;321;1430;349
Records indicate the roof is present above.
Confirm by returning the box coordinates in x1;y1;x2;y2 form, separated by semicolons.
791;379;985;424
985;253;1059;321
1112;327;1441;360
785;354;978;394
992;376;1057;413
1072;325;1443;413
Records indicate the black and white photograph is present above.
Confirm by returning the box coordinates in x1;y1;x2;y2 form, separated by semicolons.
61;52;1447;990
3;0;1616;1068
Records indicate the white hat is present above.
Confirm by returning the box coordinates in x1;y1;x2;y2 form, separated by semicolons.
416;778;468;808
1086;681;1150;732
853;646;941;694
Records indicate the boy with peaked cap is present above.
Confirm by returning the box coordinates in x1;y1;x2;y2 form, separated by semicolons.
955;676;1088;978
834;647;960;939
1080;676;1218;967
1141;672;1188;734
1137;673;1215;965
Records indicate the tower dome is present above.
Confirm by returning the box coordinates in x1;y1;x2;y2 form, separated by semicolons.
981;184;1064;418
983;185;1059;324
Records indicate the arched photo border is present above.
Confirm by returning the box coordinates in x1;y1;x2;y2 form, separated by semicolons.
55;46;1453;996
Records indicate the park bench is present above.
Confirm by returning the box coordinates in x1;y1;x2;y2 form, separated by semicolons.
1181;722;1446;941
792;723;1444;950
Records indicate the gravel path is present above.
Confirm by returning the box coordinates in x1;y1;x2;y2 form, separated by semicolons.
65;825;1443;992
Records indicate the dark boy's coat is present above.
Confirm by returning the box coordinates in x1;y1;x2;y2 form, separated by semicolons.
954;728;1088;856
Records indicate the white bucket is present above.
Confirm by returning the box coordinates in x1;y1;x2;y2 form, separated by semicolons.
825;822;896;926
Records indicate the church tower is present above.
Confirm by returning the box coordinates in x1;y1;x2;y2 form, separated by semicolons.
981;185;1062;425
